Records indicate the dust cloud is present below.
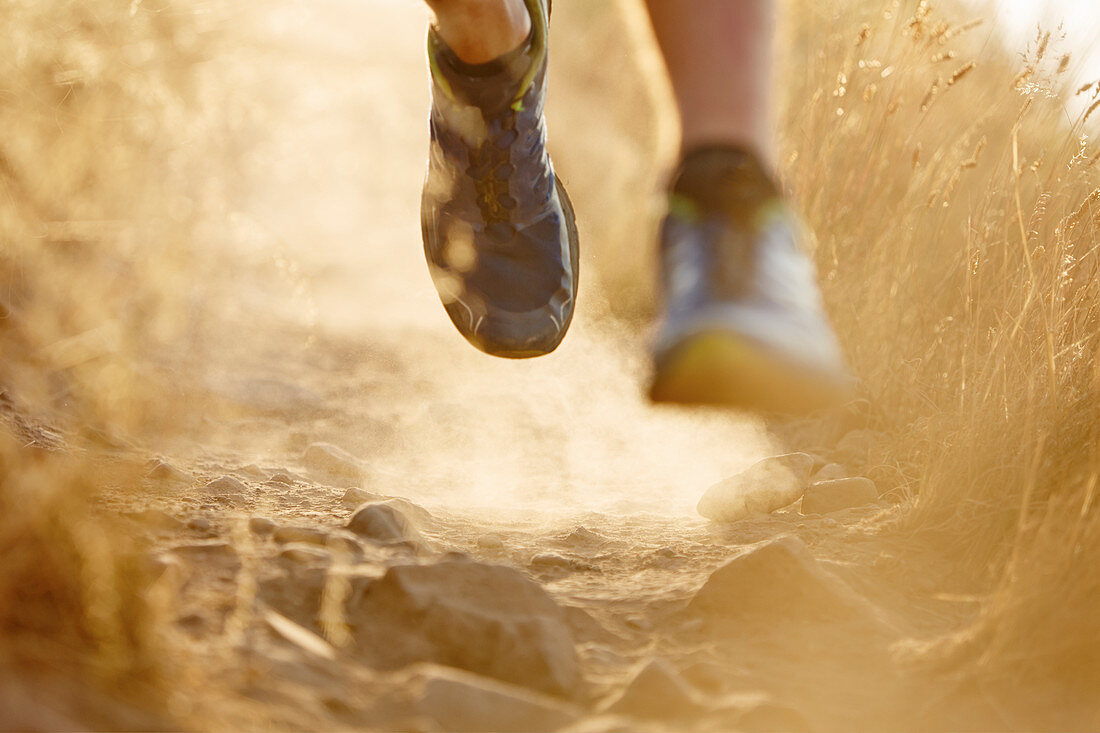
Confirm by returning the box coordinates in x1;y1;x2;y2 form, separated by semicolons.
193;0;774;522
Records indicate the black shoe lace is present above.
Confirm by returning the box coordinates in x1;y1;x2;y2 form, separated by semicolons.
468;109;520;234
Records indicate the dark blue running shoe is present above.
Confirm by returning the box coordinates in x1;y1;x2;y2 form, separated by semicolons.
649;147;854;412
421;0;578;358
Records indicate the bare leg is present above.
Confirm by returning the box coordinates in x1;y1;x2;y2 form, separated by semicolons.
424;0;531;65
644;0;775;163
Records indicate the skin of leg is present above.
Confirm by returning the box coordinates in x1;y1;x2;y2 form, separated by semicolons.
644;0;776;164
425;0;531;65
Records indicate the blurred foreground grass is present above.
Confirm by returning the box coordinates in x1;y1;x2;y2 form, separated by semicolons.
0;1;213;725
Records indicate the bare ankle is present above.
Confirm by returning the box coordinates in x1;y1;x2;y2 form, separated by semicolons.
428;0;531;65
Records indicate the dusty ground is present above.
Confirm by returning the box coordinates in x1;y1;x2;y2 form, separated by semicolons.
87;1;1002;730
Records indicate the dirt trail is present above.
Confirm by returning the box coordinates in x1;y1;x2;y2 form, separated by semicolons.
103;2;991;730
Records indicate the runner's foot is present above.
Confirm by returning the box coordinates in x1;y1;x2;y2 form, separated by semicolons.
649;146;854;412
421;0;578;358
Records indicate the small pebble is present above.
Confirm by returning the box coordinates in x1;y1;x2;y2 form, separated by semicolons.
145;460;192;483
561;526;606;545
812;462;848;483
302;442;363;482
203;476;248;495
347;502;422;545
130;508;182;530
477;533;504;550
186;517;212;532
341;487;382;506
249;516;276;535
237;464;269;480
697;453;815;522
802;477;878;514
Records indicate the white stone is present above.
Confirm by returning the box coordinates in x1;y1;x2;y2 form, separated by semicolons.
697;453;815;522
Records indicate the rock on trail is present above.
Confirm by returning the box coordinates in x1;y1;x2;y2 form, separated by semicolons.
811;462;849;483
476;533;504;550
688;535;878;624
249;516;277;535
302;442;364;483
185;516;212;532
200;475;249;505
347;501;424;546
603;658;710;719
349;559;581;697
530;553;594;575
145;459;193;484
601;658;809;731
697;453;816;522
340;487;385;506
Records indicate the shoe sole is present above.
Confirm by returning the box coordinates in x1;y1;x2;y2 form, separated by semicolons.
649;330;852;413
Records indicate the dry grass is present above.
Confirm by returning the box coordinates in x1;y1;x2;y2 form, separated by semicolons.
0;430;171;729
1;0;1099;728
779;0;1100;715
0;0;213;726
0;0;216;422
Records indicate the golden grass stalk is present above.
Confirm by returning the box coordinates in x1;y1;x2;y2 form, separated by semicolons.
782;0;1100;708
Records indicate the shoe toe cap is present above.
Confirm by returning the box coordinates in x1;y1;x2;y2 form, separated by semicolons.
458;303;570;358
